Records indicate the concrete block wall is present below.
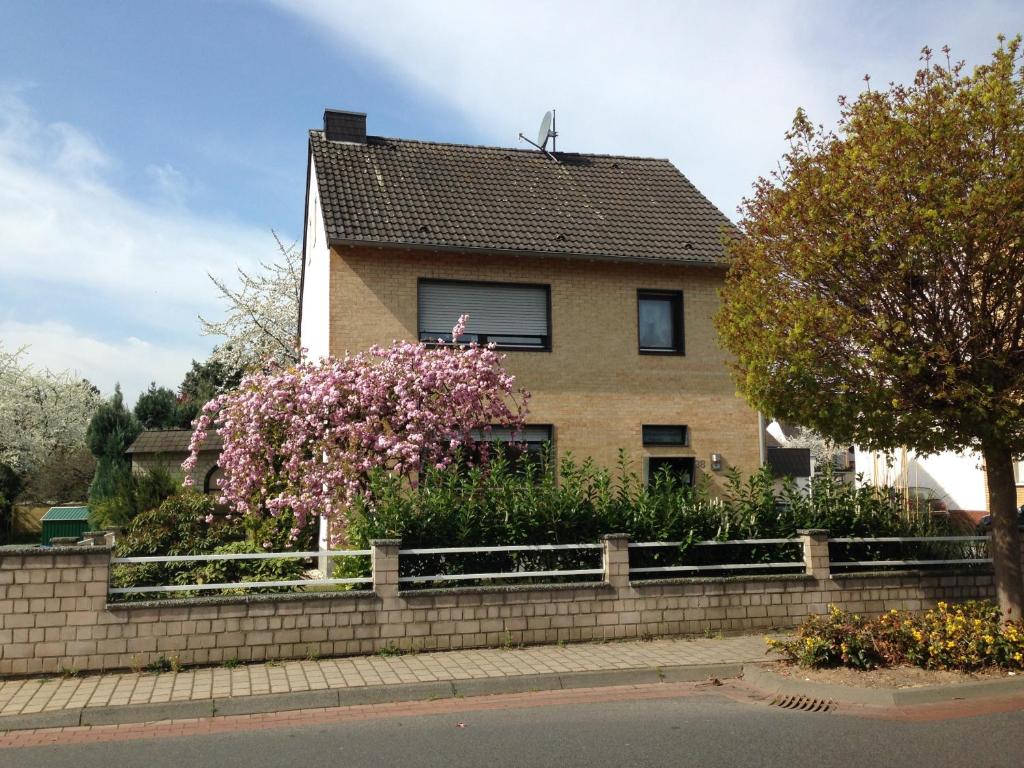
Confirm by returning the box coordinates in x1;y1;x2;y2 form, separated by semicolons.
0;536;996;676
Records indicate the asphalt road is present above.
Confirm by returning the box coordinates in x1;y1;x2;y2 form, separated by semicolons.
4;690;1021;768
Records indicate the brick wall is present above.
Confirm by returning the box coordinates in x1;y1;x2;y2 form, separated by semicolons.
324;246;762;493
0;535;995;676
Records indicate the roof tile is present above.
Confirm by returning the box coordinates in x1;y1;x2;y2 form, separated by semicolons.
310;132;737;265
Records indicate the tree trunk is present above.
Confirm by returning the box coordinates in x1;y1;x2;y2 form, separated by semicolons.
982;442;1024;620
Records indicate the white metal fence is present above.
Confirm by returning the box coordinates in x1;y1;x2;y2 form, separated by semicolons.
627;538;804;577
109;549;372;596
827;536;990;571
106;534;995;599
396;543;604;584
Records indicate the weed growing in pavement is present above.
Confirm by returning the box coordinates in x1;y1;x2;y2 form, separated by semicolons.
145;655;182;674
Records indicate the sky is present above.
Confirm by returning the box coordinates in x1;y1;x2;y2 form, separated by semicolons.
1;0;1023;404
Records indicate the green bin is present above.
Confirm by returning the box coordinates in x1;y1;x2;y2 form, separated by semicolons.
40;506;90;546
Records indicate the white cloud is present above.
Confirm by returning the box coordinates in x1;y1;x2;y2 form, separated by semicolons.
0;320;208;404
274;0;1024;217
0;90;274;398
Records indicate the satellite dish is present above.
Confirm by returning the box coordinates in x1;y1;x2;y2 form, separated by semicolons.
537;111;553;149
518;109;558;158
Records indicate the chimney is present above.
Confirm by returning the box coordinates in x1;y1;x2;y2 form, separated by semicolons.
323;109;367;143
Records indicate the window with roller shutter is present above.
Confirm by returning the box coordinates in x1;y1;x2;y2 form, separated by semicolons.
418;279;551;351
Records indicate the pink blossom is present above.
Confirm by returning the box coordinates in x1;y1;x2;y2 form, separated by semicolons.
183;315;528;542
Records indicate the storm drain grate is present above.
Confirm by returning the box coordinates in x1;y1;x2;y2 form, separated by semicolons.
768;694;836;713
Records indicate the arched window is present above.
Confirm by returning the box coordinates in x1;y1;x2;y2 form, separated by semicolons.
203;464;224;494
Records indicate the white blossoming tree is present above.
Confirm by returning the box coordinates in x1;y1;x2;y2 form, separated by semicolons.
0;342;102;539
199;231;301;372
0;343;102;478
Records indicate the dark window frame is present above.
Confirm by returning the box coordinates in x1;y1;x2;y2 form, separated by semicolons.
418;277;553;352
642;424;689;447
637;289;684;355
467;424;556;476
203;464;222;494
646;456;697;487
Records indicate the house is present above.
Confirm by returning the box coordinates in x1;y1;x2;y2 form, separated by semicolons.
765;444;812;493
126;429;223;493
853;447;1024;524
298;109;762;490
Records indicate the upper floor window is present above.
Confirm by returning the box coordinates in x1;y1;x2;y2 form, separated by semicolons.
419;279;550;351
637;289;684;354
1015;460;1024;486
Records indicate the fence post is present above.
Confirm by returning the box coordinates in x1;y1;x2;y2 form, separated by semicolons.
371;539;402;599
798;529;831;579
602;533;631;591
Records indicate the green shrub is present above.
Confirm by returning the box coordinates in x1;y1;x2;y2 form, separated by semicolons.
110;490;317;599
769;601;1024;671
89;467;181;529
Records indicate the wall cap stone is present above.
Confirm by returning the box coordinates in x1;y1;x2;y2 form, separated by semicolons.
632;574;815;587
601;533;630;541
829;567;992;581
401;580;611;597
369;539;402;546
796;529;829;536
0;545;112;556
107;589;376;611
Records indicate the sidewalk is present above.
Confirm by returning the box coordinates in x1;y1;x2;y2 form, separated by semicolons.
0;634;771;730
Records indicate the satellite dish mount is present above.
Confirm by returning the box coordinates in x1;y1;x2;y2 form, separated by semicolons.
519;110;558;159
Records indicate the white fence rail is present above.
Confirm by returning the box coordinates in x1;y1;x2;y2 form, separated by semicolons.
396;543;604;584
828;536;990;570
106;534;995;598
109;549;372;596
628;538;804;576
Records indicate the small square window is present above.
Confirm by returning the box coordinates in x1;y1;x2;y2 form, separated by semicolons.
642;425;688;446
637;290;683;354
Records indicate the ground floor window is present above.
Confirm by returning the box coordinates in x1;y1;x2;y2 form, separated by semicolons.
468;425;554;473
203;464;223;494
647;456;696;486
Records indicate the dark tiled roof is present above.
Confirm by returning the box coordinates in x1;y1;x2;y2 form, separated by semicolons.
127;429;222;455
310;131;737;265
766;447;812;479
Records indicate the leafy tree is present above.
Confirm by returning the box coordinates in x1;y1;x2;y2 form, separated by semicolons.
717;39;1024;617
134;382;189;429
176;357;242;426
199;231;301;372
0;464;24;545
87;385;142;505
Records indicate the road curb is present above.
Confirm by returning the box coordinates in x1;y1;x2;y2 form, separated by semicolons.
742;664;1024;708
0;662;742;733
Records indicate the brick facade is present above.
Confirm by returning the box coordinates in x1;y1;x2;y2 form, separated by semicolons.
324;245;761;491
0;538;995;676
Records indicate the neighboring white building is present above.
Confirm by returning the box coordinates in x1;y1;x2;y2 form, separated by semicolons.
854;447;988;517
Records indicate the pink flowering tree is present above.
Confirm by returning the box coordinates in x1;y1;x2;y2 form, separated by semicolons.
184;316;529;543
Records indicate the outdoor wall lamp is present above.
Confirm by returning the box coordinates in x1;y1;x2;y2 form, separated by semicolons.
710;453;723;472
